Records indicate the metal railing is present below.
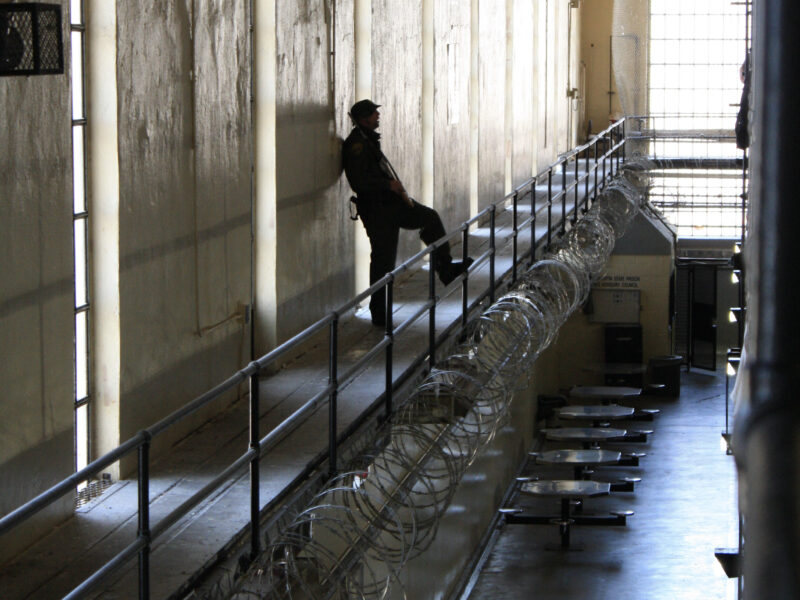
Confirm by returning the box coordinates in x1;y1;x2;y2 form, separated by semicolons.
0;119;627;600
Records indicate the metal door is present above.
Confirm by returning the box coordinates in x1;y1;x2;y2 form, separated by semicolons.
675;263;718;371
691;265;717;370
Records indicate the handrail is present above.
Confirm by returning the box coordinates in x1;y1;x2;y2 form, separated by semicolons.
0;118;628;599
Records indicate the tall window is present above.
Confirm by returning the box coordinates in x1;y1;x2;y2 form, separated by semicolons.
71;0;90;489
647;0;750;239
649;0;746;133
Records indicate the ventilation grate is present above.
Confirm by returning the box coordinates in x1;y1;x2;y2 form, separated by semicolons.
75;477;113;508
1;3;63;76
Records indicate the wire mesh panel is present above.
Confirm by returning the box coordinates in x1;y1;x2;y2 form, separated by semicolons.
0;3;63;76
642;1;749;240
649;0;747;125
649;162;745;238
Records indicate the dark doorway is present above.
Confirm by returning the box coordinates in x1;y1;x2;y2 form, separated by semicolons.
675;263;718;371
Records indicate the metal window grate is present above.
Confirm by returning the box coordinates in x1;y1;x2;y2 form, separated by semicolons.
649;0;747;122
0;3;63;76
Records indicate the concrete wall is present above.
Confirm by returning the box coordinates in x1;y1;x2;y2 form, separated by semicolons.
433;0;472;230
556;217;675;388
477;0;506;209
511;0;535;184
371;0;424;262
113;0;252;459
579;0;621;136
274;0;356;339
0;0;75;562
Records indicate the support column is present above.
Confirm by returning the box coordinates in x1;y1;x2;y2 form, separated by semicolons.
253;0;278;354
87;0;121;472
422;0;435;208
741;1;800;598
354;0;372;297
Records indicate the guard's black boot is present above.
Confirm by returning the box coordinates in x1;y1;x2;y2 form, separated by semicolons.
438;257;474;286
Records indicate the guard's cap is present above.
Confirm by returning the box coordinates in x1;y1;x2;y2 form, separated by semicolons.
350;99;380;120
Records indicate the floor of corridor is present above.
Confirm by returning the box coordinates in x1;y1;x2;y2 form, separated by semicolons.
463;368;740;600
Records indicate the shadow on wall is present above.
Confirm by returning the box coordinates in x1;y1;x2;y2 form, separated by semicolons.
276;102;346;209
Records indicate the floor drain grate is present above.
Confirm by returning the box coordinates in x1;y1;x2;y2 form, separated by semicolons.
75;478;113;508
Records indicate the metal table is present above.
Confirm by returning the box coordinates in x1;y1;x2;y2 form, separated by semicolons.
542;426;627;444
534;448;622;471
532;448;640;490
582;363;647;375
556;404;635;425
568;385;642;404
542;426;650;447
515;480;615;548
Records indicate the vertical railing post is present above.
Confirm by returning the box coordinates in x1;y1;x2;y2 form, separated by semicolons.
328;317;339;478
547;169;553;251
512;191;519;284
429;253;437;369
602;132;607;186
248;366;261;559
384;278;394;419
530;179;537;266
593;140;599;201
621;118;626;164
461;228;470;327
573;154;579;223
489;207;496;303
584;148;590;212
741;148;748;246
138;433;151;600
560;160;567;235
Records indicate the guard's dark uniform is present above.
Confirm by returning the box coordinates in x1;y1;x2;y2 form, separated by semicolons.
342;125;456;324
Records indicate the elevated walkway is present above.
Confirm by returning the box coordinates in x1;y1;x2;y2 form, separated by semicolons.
1;152;617;599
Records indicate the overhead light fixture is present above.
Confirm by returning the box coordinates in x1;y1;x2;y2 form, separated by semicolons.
728;307;744;323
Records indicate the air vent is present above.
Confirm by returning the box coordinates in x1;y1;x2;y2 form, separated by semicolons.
678;249;731;259
1;3;63;77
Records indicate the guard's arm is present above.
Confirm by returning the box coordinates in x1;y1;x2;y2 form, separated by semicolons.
343;141;391;196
